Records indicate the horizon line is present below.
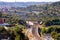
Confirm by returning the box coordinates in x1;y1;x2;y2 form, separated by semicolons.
0;1;60;2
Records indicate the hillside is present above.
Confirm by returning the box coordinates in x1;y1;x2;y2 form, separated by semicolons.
0;1;60;21
25;1;60;21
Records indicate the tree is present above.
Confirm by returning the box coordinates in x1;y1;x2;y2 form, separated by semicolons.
0;12;2;18
51;31;57;38
18;20;26;26
13;24;29;40
41;28;46;34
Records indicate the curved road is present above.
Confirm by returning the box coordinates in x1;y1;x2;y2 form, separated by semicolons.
25;21;42;40
32;24;42;40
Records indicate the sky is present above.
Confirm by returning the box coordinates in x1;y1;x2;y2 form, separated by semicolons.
0;0;60;2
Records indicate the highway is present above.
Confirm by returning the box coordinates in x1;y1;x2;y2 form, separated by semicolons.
25;21;54;40
32;24;41;40
25;21;42;40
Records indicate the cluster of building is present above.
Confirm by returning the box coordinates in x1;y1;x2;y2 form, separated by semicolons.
0;18;9;26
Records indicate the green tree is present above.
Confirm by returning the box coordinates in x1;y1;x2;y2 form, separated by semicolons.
41;28;46;34
0;12;2;18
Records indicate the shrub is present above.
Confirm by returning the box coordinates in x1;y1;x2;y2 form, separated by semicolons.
51;31;57;38
44;21;53;26
44;19;60;26
46;27;54;33
51;31;60;40
41;28;46;34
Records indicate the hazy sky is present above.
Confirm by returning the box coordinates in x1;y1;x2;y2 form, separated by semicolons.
0;0;60;2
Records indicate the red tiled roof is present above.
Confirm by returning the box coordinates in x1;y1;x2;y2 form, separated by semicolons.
0;18;4;24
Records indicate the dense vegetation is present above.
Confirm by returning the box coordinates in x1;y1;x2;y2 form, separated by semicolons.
41;26;60;40
0;12;29;40
44;19;60;26
0;25;29;40
25;2;60;22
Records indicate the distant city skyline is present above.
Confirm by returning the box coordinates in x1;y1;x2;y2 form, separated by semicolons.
0;0;60;2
